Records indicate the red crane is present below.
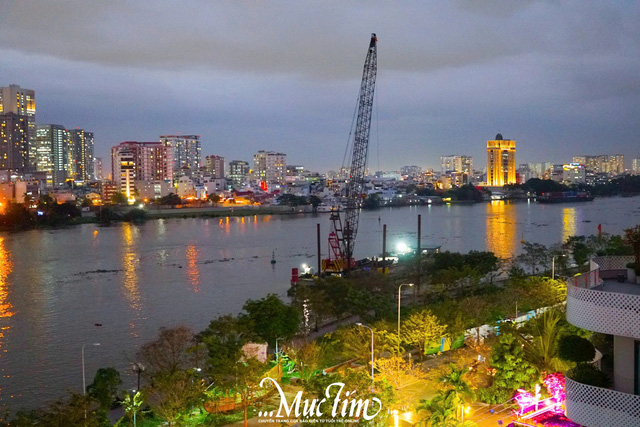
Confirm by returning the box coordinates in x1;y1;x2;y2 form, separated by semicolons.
325;33;378;274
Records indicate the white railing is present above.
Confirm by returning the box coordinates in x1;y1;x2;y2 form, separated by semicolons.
566;378;640;427
566;255;640;339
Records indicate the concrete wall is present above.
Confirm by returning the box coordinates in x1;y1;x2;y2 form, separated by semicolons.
614;335;635;394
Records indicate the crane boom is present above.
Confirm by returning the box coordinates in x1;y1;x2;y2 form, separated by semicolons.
327;33;377;274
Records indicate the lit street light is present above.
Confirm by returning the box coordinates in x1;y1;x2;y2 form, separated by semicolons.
397;283;413;355
552;254;566;279
356;323;374;388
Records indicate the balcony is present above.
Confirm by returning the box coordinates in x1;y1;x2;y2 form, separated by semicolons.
566;378;640;426
566;256;640;340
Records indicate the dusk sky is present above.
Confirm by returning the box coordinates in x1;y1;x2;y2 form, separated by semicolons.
1;1;639;173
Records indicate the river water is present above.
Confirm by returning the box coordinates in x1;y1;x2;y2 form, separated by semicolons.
1;197;640;411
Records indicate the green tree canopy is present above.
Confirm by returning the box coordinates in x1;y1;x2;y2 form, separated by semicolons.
240;294;300;345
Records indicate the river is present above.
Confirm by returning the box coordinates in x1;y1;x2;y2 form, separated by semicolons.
1;197;640;411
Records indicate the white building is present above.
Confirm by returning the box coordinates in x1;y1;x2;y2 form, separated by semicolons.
253;150;286;184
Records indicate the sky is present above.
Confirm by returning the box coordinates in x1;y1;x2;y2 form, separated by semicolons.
1;0;639;173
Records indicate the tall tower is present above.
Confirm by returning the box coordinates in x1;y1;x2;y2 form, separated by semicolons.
68;129;94;181
486;133;516;186
159;135;201;177
36;124;69;187
0;85;36;171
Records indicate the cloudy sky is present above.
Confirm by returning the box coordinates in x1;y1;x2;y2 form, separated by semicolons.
1;1;639;173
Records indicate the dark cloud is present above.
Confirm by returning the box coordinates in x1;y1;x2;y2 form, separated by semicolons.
0;0;639;172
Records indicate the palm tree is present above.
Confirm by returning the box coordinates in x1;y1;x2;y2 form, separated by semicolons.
519;309;569;373
438;365;476;421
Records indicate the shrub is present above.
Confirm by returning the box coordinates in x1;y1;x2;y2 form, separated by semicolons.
567;364;610;388
558;335;596;363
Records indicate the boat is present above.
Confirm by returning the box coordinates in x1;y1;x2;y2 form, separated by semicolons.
316;203;342;213
537;191;594;203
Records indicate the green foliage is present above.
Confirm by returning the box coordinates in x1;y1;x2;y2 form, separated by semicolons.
519;309;569;373
208;193;221;203
480;332;538;404
87;367;122;410
277;194;308;206
160;192;182;206
401;308;447;358
558;335;596;363
0;202;35;230
523;178;570;195
444;183;483;202
567;364;610;388
137;326;196;378
122;207;147;222
199;314;254;377
362;193;382;210
308;195;322;208
517;242;550;274
241;293;300;344
111;192;129;205
624;225;640;264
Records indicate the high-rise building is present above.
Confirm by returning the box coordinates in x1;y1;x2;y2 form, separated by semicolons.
632;158;640;174
36;124;69;187
111;141;173;198
253;150;286;184
204;155;225;179
486;134;516;186
0;113;29;172
401;165;423;179
160;135;201;176
573;155;625;175
68;129;94;181
93;157;103;181
440;155;473;175
0;85;36;170
228;160;249;189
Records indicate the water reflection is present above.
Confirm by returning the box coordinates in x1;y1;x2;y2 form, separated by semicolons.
186;244;200;293
562;207;577;243
0;236;14;319
121;223;142;337
486;201;518;259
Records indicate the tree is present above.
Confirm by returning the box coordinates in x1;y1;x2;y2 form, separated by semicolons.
288;340;330;381
401;309;447;359
117;390;145;426
459;296;491;346
137;326;196;378
160;193;182;206
111;192;129;205
624;225;640;264
208;193;221;203
235;357;270;427
277;194;307;206
199;314;254;378
241;294;300;344
567;364;610;388
148;370;204;426
308;195;322;210
519;310;569;373
375;356;426;410
479;331;538;404
87;367;122;411
517;242;550;274
362;193;382;210
558;335;596;364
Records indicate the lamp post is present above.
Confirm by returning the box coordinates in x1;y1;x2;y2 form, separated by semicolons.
397;283;413;355
275;337;284;362
356;323;374;388
82;342;100;421
552;254;565;279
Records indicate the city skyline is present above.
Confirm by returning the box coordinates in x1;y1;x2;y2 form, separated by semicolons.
1;2;639;172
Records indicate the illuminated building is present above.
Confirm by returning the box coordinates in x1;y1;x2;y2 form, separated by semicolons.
486;134;516;186
93;157;103;181
204;155;225;179
36;124;69;187
68;129;94;182
253;150;286;184
160;135;201;177
0;113;29;172
111;141;173;199
562;163;586;185
228;160;249;189
0;85;36;170
440;155;472;175
633;158;640;174
573;155;625;175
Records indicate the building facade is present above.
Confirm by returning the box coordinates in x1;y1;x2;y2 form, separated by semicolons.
253;150;286;184
0;85;36;170
160;135;201;176
573;155;625;175
204;155;225;179
632;158;640;174
486;134;516;186
440;155;473;175
36;124;70;187
67;129;94;182
111;141;173;199
228;160;249;189
0;113;29;173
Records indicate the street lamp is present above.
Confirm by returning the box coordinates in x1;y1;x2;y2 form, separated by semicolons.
552;254;566;279
82;342;100;421
397;283;413;355
356;323;374;387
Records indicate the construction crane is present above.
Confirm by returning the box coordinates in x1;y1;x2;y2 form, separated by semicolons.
325;33;377;274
